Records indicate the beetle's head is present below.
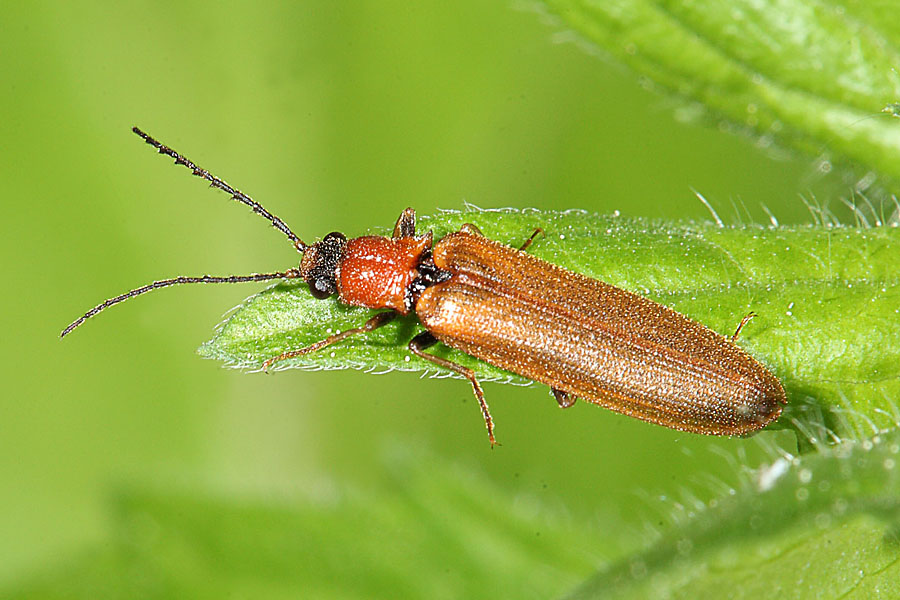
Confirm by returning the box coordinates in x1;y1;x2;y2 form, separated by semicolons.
298;232;348;299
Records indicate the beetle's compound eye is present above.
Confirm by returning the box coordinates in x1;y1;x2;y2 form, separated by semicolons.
310;277;335;299
299;231;348;300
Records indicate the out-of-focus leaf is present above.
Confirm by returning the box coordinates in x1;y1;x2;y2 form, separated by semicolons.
5;433;899;599
540;0;900;187
2;449;604;599
564;428;900;599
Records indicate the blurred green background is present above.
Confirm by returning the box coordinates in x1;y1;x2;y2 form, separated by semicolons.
2;0;854;595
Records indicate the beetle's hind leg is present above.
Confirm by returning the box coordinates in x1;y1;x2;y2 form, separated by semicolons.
408;331;496;447
262;312;397;372
552;388;576;408
731;312;757;342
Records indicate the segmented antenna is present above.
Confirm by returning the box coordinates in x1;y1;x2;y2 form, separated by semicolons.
60;129;313;338
132;127;307;251
60;270;301;338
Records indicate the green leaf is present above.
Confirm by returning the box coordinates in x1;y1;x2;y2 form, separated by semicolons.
1;448;603;599
539;0;900;186
564;429;900;599
199;208;900;443
5;434;898;599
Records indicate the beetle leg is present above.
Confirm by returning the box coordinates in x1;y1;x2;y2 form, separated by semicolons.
262;312;397;372
392;207;417;239
731;312;757;342
408;331;496;447
552;388;576;408
518;228;544;252
461;223;543;253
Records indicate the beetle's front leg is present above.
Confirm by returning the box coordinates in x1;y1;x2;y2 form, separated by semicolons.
262;311;397;372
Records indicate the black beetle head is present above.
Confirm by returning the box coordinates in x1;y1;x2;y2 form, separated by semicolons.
299;232;348;299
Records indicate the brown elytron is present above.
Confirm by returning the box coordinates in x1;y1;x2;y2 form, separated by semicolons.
418;232;786;436
63;128;786;445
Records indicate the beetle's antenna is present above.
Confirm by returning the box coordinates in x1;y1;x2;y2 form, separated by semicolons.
60;269;301;338
132;127;308;252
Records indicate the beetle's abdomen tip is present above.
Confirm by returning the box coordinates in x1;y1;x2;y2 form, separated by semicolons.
731;386;786;435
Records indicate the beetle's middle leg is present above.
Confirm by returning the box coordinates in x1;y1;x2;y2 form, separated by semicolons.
262;312;397;372
518;228;544;252
460;223;484;236
460;223;544;253
408;331;496;447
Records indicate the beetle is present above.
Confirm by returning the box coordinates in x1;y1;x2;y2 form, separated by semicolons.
62;128;787;445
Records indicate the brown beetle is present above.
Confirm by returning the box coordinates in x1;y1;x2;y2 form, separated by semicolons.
63;128;787;445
